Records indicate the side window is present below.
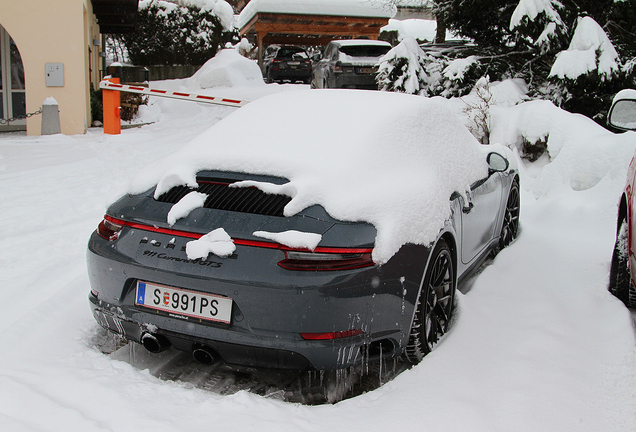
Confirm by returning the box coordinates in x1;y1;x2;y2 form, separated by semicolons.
331;46;339;61
324;44;334;61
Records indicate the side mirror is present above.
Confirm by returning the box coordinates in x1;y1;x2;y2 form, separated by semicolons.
608;94;636;131
487;152;509;173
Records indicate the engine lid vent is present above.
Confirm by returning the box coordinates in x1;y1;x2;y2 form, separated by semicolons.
156;179;291;217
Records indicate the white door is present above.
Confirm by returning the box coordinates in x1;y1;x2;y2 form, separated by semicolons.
0;25;26;131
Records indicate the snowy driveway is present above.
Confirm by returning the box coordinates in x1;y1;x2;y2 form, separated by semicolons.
1;88;635;431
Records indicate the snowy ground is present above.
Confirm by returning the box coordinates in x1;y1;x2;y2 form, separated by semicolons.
1;76;636;431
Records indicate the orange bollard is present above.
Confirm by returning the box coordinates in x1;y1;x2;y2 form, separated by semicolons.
102;77;121;135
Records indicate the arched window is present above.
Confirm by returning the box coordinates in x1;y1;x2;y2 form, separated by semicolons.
1;25;26;130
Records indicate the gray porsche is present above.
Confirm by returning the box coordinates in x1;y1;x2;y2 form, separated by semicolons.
87;89;519;371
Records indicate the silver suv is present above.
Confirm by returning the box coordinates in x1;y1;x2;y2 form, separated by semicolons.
311;40;392;90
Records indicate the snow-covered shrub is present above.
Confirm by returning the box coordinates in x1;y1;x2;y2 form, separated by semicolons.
542;16;627;121
116;0;238;66
462;77;493;144
377;38;430;94
419;53;487;98
508;0;572;54
377;37;487;98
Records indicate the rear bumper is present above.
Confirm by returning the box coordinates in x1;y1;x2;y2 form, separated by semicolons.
90;296;313;369
269;67;311;82
334;71;378;90
87;229;428;370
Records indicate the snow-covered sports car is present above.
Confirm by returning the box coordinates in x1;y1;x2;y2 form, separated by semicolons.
87;90;520;370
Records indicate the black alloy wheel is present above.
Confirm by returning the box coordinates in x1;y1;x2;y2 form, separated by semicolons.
405;239;455;364
609;218;636;308
498;179;520;252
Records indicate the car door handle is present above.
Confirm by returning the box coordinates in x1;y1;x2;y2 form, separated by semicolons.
462;202;474;214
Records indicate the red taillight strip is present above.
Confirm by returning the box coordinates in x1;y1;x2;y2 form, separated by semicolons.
300;329;364;340
102;215;373;254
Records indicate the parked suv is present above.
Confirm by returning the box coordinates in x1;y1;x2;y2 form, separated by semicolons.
311;40;392;90
262;45;312;84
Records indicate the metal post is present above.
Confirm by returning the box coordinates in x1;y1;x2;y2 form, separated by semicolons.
103;77;121;135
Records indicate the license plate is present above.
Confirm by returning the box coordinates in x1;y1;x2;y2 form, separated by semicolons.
288;61;300;65
358;67;375;74
135;281;232;324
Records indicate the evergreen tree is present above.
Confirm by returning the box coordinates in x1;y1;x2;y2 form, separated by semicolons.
116;1;238;66
377;38;430;94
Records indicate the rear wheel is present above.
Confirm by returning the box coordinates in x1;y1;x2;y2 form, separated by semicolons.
492;178;520;256
405;239;455;364
609;219;636;308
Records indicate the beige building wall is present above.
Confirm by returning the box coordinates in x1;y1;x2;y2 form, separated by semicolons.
0;0;102;135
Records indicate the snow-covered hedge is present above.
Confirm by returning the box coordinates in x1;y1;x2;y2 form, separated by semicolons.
117;0;238;66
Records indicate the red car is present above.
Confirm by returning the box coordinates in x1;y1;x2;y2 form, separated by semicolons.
608;89;636;308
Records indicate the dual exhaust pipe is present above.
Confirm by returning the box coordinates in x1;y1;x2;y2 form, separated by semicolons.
140;333;221;365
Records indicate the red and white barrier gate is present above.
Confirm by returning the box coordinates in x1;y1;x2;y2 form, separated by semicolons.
100;79;250;135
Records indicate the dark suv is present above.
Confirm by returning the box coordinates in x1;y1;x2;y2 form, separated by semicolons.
311;40;392;90
262;45;312;84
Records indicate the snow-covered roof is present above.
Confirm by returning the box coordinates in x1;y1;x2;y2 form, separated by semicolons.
332;39;392;47
237;0;396;29
132;89;487;264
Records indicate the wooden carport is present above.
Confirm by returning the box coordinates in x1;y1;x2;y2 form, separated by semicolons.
238;12;391;67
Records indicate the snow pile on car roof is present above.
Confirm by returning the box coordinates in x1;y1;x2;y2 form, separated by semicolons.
131;90;488;264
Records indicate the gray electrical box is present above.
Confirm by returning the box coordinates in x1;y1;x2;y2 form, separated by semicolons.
45;63;64;87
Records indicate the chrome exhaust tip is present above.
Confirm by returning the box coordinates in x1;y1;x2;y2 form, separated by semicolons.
141;333;171;353
192;345;221;365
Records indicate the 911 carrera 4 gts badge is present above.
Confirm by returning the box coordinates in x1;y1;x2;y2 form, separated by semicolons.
141;250;223;268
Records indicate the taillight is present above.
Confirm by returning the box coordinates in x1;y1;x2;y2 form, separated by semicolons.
301;329;364;340
278;250;374;271
97;215;124;241
333;62;343;73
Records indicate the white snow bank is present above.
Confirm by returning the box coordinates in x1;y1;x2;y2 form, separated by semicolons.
253;230;322;250
186;227;235;259
490;100;636;196
237;0;396;29
550;16;619;80
190;49;264;88
131;90;488;264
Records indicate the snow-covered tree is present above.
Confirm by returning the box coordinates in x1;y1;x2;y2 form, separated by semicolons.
377;38;430;94
509;0;569;53
549;16;619;81
115;0;238;66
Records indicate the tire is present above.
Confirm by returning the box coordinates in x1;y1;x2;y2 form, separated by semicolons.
492;178;520;256
609;219;636;308
405;239;455;364
265;69;273;84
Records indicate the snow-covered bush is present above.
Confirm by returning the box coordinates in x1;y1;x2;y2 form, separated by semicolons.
413;0;634;123
539;15;628;121
377;38;430;94
115;0;238;66
462;76;493;144
377;37;486;98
